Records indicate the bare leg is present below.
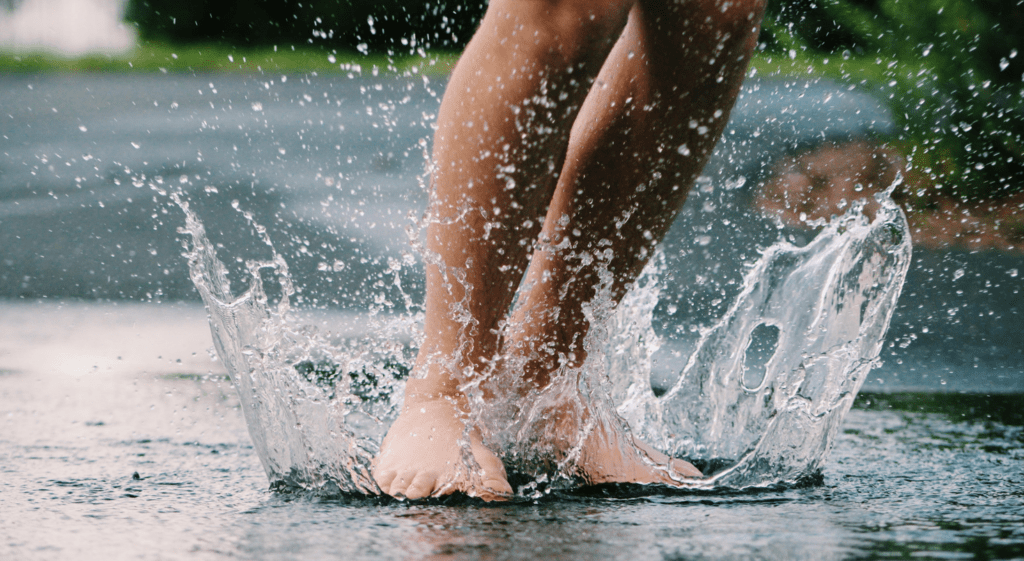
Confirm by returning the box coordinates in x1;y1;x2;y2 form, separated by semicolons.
505;0;766;483
373;0;765;498
373;0;634;500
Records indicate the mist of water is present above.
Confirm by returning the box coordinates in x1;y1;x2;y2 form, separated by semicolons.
176;178;911;496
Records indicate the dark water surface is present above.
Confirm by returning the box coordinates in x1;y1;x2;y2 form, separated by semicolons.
2;73;1023;559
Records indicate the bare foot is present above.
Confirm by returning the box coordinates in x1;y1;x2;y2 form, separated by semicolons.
574;418;702;485
373;393;513;501
501;335;702;487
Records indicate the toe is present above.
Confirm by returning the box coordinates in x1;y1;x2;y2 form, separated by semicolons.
373;468;397;495
670;458;702;478
481;477;513;498
404;472;439;500
470;439;512;498
387;469;419;498
474;461;512;500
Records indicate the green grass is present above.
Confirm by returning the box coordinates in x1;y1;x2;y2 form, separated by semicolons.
0;39;903;90
0;39;902;85
0;41;461;76
856;392;1024;427
749;49;910;88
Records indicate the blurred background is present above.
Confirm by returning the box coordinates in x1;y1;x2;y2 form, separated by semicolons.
1;0;1022;392
4;0;1021;211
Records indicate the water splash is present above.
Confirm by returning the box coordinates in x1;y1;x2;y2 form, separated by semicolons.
176;186;910;496
614;193;912;488
175;194;417;496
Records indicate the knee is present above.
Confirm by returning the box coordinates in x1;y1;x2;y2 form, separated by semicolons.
484;0;635;48
546;0;636;35
680;0;766;38
642;0;765;60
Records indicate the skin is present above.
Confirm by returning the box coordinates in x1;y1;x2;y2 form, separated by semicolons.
372;0;767;500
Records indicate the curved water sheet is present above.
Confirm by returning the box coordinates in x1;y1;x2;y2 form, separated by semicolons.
614;193;912;488
176;187;910;496
175;195;420;496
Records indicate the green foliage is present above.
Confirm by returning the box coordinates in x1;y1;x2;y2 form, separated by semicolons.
761;0;1024;201
856;392;1024;427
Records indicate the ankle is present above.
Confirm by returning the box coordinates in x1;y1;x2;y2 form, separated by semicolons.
402;378;466;408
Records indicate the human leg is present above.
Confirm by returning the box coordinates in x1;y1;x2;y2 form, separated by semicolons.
373;0;635;500
504;0;766;483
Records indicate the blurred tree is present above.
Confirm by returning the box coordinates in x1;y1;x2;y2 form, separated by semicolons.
762;0;1024;201
124;0;485;52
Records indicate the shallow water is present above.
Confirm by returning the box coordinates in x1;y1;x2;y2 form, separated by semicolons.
1;305;1021;559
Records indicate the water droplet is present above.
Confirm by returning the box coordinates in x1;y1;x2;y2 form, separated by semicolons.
952;268;965;281
677;144;691;156
724;176;746;190
251;102;263;112
78;125;87;132
999;58;1010;71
